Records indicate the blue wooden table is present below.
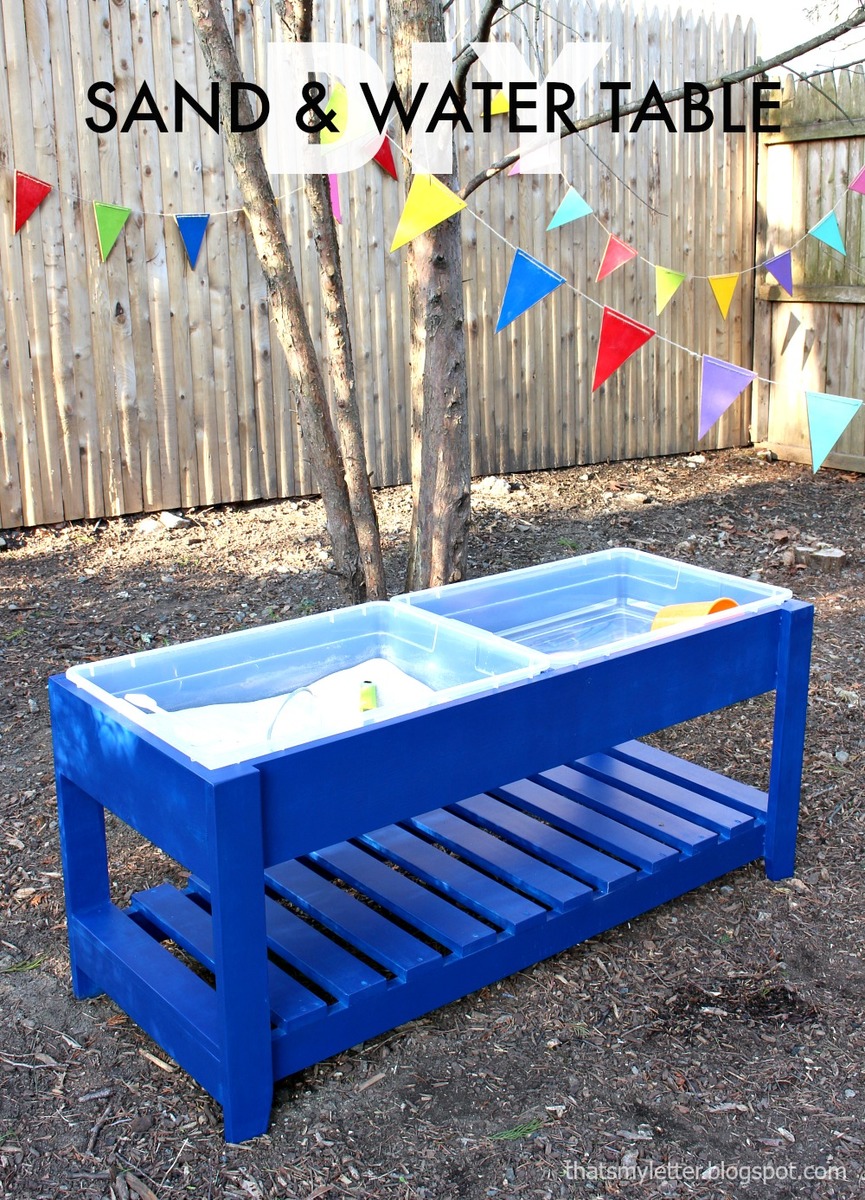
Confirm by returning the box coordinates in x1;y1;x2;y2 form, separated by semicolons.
49;598;812;1142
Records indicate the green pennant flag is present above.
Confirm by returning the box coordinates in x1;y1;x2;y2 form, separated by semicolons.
655;266;686;315
93;202;132;261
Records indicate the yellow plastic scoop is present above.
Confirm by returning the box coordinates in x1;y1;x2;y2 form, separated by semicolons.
651;598;738;631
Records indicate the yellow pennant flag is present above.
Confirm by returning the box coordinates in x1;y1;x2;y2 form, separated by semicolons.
655;266;686;315
320;82;348;145
390;175;466;252
490;90;510;115
708;273;739;320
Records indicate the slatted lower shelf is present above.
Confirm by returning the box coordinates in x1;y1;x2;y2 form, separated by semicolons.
118;739;767;1080
126;740;768;1082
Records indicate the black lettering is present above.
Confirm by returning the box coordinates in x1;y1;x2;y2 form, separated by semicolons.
360;81;427;133
630;80;675;132
722;82;745;132
120;81;168;133
86;82;117;133
472;80;500;133
683;82;712;132
231;82;269;132
508;81;537;132
427;82;471;133
600;81;630;133
175;80;219;132
752;81;780;132
546;82;576;133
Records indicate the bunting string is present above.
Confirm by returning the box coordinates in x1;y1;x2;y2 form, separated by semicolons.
8;107;865;468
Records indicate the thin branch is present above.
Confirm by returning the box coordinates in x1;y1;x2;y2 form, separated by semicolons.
784;65;860;124
454;0;506;105
461;7;865;199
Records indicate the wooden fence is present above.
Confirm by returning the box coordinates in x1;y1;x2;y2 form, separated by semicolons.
0;0;760;528
755;69;865;472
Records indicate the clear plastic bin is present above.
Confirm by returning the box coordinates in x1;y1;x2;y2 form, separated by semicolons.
65;601;547;768
393;548;792;663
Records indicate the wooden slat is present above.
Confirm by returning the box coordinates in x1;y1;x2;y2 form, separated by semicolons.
539;764;719;853
361;823;547;932
410;806;592;912
266;858;441;978
131;883;327;1023
1;0;61;524
313;841;498;954
494;777;681;872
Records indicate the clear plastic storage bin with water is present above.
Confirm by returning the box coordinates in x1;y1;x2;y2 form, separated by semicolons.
393;548;792;664
65;601;547;770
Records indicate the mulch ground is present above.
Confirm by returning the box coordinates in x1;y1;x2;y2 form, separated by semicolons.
1;446;863;1199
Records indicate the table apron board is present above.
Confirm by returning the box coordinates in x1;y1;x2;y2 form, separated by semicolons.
49;599;814;1142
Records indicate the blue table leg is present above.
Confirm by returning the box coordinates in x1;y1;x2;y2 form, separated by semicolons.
765;600;814;881
56;775;111;999
206;771;274;1142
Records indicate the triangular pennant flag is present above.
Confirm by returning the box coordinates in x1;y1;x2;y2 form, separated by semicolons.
373;138;398;180
699;355;756;440
93;202;132;261
174;214;209;268
708;273;739;320
592;307;656;391
805;391;863;472
490;90;510;115
495;249;566;332
809;211;846;256
546;186;592;231
848;165;865;195
14;171;52;233
320;82;348;145
390;175;466;252
765;250;793;296
655;267;686;315
597;233;638;282
328;174;342;224
507;159;521;176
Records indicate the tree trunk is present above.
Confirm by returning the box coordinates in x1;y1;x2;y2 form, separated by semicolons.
186;0;365;603
388;0;471;591
304;175;387;599
277;0;386;600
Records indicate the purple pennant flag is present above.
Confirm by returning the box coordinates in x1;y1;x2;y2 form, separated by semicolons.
765;250;793;296
699;355;756;440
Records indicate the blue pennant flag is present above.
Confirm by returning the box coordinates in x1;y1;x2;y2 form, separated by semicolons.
809;212;846;256
806;391;863;472
496;249;566;332
547;186;592;231
175;214;210;268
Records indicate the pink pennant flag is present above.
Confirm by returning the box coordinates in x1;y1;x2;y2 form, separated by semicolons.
848;165;865;196
597;234;638;282
699;356;756;440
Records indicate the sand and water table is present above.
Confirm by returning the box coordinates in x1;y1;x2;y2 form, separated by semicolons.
49;549;812;1141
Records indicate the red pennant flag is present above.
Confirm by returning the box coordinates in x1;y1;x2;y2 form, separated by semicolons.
597;233;638;282
14;170;52;233
592;307;656;391
373;138;398;180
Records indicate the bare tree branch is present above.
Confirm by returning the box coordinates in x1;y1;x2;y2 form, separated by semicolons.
454;0;506;105
461;8;865;199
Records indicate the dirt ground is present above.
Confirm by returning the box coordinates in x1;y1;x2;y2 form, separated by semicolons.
1;446;864;1200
